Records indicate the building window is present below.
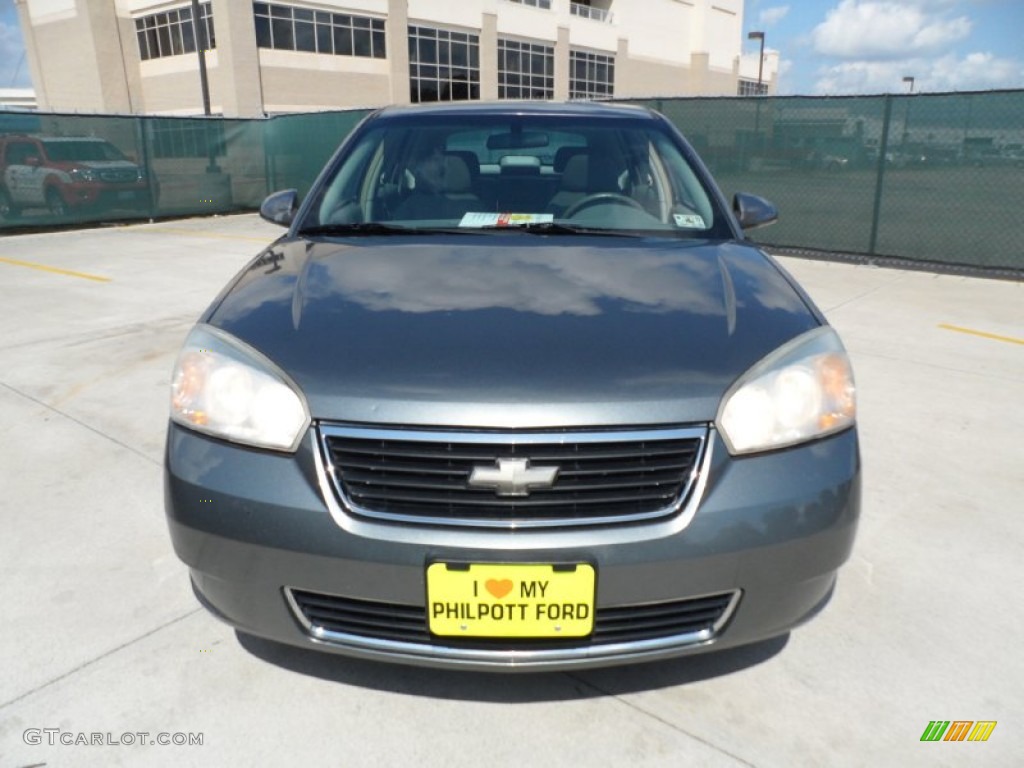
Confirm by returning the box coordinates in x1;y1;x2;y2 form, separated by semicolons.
505;0;552;9
253;3;385;58
569;50;614;100
738;79;768;96
408;26;480;103
498;39;554;100
148;120;226;159
136;4;215;61
570;2;611;22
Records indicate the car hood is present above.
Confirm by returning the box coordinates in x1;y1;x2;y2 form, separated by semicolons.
77;160;139;170
205;235;820;428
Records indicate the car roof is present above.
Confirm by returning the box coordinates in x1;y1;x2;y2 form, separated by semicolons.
373;101;657;121
39;136;109;143
0;134;109;143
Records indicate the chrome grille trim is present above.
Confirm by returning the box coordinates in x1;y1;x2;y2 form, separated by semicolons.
284;587;741;668
99;169;138;183
317;424;708;530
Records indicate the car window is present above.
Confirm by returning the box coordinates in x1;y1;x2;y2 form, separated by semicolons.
5;142;37;164
304;113;729;238
42;140;127;162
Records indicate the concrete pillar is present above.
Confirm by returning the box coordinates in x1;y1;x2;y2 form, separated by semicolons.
388;0;411;105
554;26;569;101
114;13;146;114
210;0;264;117
615;37;627;98
13;0;48;110
84;0;133;113
480;12;498;101
690;52;710;95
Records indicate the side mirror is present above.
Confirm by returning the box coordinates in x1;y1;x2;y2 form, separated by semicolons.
24;155;42;167
732;192;778;230
260;189;299;227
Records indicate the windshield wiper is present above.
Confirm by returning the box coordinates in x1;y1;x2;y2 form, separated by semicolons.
298;222;490;237
298;222;414;236
478;222;642;237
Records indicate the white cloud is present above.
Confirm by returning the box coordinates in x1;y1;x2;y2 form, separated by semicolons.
814;52;1024;94
811;0;971;60
758;5;790;27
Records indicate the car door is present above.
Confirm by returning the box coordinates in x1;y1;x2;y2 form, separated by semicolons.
4;141;47;206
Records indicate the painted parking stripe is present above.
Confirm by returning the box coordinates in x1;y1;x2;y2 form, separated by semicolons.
123;226;273;243
0;256;110;283
939;323;1024;346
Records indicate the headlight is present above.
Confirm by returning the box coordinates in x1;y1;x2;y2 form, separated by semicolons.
69;167;97;182
717;327;855;455
170;325;310;452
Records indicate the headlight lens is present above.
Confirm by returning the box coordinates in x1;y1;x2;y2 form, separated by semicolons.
170;325;310;452
717;327;855;455
69;167;97;182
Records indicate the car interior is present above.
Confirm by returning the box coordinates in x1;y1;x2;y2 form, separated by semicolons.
313;120;717;232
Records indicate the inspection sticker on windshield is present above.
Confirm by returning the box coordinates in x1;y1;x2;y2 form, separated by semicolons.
673;213;706;228
459;212;554;227
427;562;595;638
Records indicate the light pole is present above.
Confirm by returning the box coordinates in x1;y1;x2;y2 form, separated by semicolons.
747;31;766;158
191;0;211;116
748;31;765;94
901;76;915;147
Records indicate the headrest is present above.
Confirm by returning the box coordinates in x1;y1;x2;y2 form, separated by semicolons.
554;146;587;172
444;150;479;178
560;154;589;192
442;154;473;193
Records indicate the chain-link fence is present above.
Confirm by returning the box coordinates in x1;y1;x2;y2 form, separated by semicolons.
1;90;1021;272
634;90;1023;271
0;108;370;230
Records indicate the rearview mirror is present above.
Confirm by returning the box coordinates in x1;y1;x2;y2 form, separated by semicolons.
732;193;778;230
486;131;549;150
260;189;299;227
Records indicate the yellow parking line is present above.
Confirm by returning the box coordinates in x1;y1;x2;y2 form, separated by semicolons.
939;324;1024;346
125;226;273;243
0;256;110;283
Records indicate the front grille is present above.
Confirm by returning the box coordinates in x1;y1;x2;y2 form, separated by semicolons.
288;589;738;648
319;425;706;529
99;169;138;183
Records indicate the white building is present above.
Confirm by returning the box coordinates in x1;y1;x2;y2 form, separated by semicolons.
0;88;38;109
15;0;779;117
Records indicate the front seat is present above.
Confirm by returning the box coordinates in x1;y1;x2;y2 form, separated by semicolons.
440;153;482;216
394;153;482;220
546;152;590;217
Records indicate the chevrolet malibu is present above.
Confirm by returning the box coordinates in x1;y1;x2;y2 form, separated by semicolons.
164;102;860;671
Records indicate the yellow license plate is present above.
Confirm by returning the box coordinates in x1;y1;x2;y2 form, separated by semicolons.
426;563;595;638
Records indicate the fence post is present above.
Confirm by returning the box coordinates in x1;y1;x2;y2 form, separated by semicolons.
868;94;893;255
134;116;156;220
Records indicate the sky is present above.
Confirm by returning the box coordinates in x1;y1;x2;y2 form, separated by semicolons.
1;0;1022;95
743;0;1024;94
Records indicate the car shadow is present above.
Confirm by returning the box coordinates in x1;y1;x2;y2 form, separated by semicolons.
235;631;789;702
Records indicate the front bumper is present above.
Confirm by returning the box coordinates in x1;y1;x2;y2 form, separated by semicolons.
165;423;860;671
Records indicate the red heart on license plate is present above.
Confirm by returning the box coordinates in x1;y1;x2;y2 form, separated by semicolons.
485;578;513;599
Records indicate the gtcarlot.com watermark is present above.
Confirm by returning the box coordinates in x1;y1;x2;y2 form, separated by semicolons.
23;729;203;747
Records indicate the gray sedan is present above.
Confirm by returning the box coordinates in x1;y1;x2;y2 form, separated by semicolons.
164;102;860;671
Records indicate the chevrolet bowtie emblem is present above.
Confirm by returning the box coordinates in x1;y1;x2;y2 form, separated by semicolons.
468;458;559;497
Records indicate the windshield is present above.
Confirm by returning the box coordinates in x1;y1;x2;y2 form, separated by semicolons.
43;140;128;163
300;113;730;238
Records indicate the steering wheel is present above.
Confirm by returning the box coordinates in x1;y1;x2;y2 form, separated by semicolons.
563;193;646;218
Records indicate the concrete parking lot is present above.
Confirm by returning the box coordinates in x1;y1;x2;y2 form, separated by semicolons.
0;214;1020;767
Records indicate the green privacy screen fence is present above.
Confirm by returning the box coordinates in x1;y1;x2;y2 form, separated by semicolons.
1;89;1021;272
